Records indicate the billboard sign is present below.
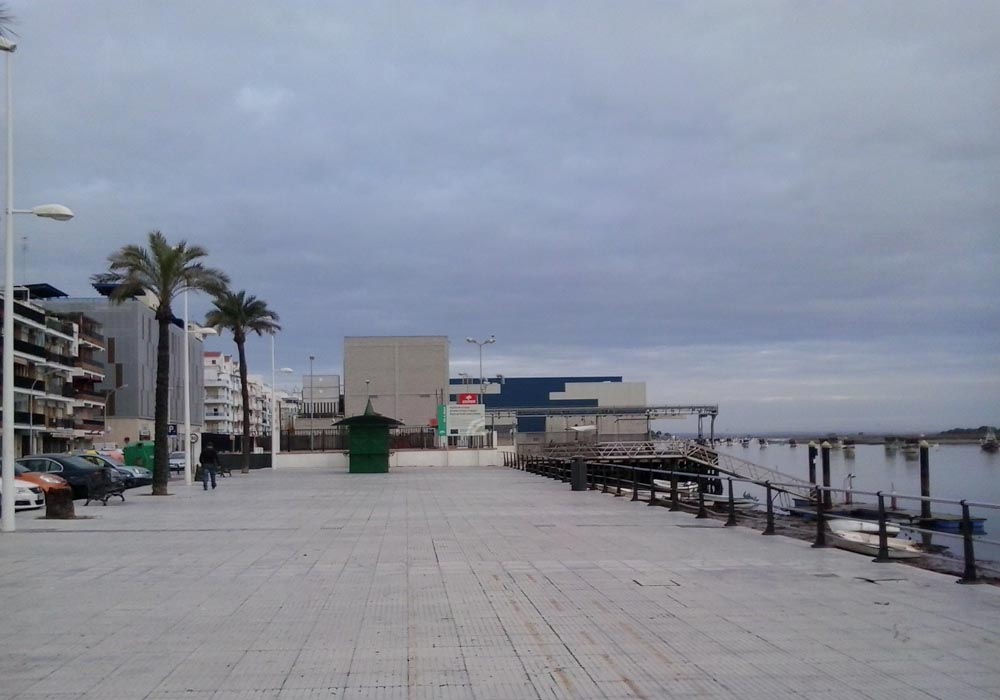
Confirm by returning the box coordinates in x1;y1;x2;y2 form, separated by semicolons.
457;393;478;405
446;404;486;436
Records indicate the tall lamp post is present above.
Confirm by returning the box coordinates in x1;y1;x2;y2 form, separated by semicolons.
465;336;495;405
268;330;293;468
1;36;75;533
183;290;217;486
307;355;316;450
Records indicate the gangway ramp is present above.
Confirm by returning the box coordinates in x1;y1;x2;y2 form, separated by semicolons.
541;440;815;507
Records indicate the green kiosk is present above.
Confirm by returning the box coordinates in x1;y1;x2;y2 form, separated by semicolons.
334;399;403;473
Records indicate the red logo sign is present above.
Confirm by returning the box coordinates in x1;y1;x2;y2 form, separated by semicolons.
458;393;478;405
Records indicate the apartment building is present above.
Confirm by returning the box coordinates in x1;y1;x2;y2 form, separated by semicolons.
203;354;274;447
39;284;206;449
3;286;107;455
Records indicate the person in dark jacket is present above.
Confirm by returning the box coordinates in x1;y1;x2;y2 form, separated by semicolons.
199;441;219;490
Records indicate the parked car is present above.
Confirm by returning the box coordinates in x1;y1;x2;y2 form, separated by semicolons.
75;452;141;488
169;451;187;473
13;463;69;494
0;476;45;511
16;454;105;500
109;463;153;488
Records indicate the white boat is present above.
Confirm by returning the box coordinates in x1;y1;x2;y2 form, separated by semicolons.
652;479;699;498
697;492;758;511
828;518;900;536
827;519;920;559
981;430;999;453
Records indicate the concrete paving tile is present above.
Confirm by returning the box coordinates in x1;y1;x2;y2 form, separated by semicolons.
3;465;999;700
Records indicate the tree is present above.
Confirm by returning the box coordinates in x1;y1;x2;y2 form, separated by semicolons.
93;232;229;495
205;290;281;473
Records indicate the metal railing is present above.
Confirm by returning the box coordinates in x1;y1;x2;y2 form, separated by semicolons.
502;451;1000;584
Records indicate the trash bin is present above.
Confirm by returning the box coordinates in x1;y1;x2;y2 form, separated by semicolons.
123;441;155;469
570;457;588;491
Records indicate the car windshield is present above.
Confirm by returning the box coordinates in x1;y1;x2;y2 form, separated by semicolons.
170;452;185;459
14;463;28;475
56;455;103;469
97;454;125;467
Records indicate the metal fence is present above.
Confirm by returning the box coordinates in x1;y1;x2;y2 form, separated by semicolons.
503;451;1000;584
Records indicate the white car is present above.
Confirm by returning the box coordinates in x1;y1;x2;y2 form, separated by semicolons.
168;452;186;473
0;477;45;511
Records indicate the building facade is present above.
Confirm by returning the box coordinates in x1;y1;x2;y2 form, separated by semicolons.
344;336;448;426
39;286;206;450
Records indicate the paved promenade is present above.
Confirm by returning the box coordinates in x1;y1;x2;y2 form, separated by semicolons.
3;464;999;700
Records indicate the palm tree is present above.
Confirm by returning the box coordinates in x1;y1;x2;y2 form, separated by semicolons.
93;232;229;495
205;290;281;473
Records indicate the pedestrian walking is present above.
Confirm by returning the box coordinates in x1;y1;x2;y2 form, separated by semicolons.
199;441;220;490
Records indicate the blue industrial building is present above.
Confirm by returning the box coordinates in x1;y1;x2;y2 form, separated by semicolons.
449;376;627;433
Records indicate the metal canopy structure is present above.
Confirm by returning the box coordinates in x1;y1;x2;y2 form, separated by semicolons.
488;404;719;438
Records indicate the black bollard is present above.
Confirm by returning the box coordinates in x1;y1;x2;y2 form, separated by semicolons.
873;492;890;562
812;487;827;548
821;441;832;510
958;501;979;584
919;440;932;520
762;482;775;535
725;478;737;527
696;477;708;519
807;442;818;485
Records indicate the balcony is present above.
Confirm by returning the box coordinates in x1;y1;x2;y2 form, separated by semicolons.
45;349;76;367
74;390;106;403
13;337;47;359
75;358;105;375
79;327;105;346
12;301;46;324
74;418;105;430
45;317;75;336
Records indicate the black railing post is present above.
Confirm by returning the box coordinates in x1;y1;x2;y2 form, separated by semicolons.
669;474;681;512
812;487;827;548
561;459;570;483
725;478;737;527
696;477;708;519
631;464;639;502
648;465;657;505
873;492;891;562
958;500;979;584
762;482;775;535
821;441;833;509
615;465;622;496
602;464;609;493
588;463;596;490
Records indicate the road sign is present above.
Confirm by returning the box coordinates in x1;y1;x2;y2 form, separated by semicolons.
167;423;177;436
190;434;199;444
436;405;447;437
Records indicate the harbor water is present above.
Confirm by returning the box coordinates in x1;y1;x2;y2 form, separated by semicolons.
714;441;1000;568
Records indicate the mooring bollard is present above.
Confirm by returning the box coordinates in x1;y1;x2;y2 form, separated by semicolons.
725;478;738;527
808;442;818;485
812;487;827;548
873;492;891;562
958;500;979;584
821;441;832;510
670;474;681;512
762;481;775;535
696;477;708;519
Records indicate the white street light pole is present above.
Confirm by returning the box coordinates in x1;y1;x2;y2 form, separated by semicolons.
183;291;216;486
308;354;315;451
2;36;75;532
465;336;495;405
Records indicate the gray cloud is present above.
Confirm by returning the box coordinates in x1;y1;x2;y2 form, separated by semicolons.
11;1;1000;432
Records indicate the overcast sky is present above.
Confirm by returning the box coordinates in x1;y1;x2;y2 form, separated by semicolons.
10;2;999;433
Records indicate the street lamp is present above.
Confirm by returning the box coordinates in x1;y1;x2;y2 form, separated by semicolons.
183;290;217;486
268;328;292;468
102;382;128;440
308;355;315;451
465;336;495;405
1;36;76;533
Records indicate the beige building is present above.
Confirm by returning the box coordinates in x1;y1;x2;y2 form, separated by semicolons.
343;336;448;427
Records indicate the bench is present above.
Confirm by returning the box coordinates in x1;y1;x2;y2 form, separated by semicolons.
84;467;126;506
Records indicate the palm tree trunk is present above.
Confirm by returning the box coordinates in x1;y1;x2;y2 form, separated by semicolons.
237;338;251;473
152;316;172;495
